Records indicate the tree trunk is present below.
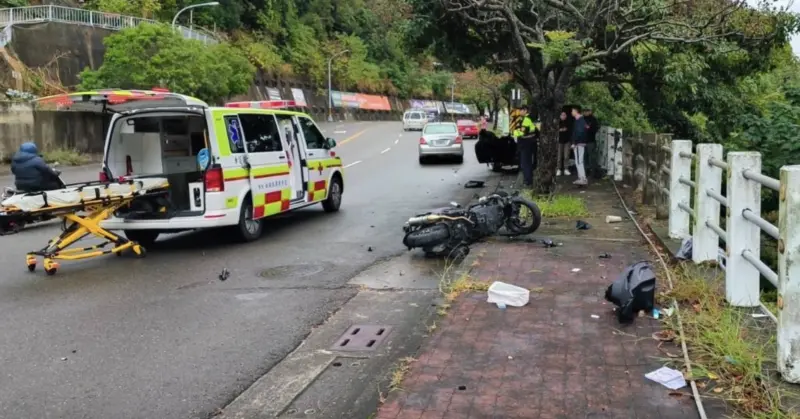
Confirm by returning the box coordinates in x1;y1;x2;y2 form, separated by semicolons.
534;107;560;194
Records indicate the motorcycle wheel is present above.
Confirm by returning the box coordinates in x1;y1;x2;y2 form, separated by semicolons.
505;196;542;235
403;224;450;249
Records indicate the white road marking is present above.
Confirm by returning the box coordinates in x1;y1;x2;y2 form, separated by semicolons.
394;139;399;144
334;130;347;134
344;160;362;168
381;148;391;154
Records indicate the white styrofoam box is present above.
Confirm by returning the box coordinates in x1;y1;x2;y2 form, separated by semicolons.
487;281;530;307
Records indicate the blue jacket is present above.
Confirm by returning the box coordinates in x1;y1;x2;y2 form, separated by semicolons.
11;142;57;191
571;116;587;145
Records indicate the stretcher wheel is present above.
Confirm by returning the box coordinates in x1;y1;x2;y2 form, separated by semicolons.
43;259;59;276
26;255;36;272
133;245;147;258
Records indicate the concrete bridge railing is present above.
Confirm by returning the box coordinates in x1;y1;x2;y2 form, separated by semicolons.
0;5;217;45
609;133;800;384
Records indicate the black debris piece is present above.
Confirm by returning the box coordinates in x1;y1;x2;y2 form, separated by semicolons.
218;268;230;281
464;180;485;189
599;253;611;259
576;220;591;230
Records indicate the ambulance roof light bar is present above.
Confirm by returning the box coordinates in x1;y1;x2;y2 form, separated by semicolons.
225;100;297;109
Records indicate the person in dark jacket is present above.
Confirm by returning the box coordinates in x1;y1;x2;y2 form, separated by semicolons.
11;142;61;192
570;106;588;185
557;111;572;176
583;108;600;178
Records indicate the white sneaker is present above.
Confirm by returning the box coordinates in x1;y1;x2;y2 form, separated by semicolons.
556;170;562;176
565;169;571;176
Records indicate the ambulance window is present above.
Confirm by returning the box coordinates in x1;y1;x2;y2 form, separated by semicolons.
239;113;283;153
298;117;325;149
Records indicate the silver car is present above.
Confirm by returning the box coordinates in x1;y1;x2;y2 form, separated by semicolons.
418;122;464;164
403;110;428;131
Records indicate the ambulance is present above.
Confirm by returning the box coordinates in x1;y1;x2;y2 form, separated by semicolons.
36;90;345;245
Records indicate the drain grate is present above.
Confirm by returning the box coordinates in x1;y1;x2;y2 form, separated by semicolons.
331;325;393;351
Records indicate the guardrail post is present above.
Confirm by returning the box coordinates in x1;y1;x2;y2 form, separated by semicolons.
693;144;723;263
726;152;761;307
778;165;800;383
669;139;692;239
47;5;52;20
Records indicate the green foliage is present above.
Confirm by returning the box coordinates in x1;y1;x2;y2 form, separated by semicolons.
568;82;652;133
77;23;254;104
80;0;456;98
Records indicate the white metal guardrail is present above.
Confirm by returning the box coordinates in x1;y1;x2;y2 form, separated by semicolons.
0;5;217;44
658;139;800;383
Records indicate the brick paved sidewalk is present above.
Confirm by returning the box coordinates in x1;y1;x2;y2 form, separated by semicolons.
376;181;699;419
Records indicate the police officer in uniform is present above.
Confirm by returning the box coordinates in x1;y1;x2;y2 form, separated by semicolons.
513;107;538;187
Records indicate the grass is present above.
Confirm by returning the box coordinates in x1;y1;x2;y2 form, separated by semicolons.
521;190;590;218
663;263;800;418
41;148;90;166
388;356;416;392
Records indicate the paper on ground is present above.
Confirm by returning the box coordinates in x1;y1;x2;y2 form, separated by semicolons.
645;366;686;390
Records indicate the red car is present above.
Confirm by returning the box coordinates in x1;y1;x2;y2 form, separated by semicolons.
457;119;480;139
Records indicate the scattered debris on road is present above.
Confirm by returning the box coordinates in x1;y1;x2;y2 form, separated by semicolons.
487;281;529;307
645;366;687;390
605;215;622;223
576;220;591;230
676;237;693;260
464;180;484;189
218;268;230;281
604;261;656;323
367;246;373;252
599;253;611;259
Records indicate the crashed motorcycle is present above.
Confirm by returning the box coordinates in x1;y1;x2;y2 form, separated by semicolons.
402;191;542;257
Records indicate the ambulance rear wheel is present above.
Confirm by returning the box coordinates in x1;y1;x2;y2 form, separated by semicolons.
124;230;160;247
233;200;263;242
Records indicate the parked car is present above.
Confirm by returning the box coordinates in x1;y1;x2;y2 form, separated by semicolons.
457;119;480;139
418;122;463;164
403;110;428;131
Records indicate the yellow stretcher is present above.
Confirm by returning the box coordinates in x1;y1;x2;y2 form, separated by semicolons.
0;178;170;275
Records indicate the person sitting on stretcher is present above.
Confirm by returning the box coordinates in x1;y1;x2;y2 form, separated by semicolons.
11;142;62;193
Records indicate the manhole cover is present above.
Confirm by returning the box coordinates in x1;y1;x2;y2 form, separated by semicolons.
331;325;393;351
259;263;330;279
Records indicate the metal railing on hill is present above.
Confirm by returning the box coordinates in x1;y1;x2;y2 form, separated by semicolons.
604;132;800;384
0;5;217;45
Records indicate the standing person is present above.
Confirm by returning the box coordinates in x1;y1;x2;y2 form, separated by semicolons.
514;107;537;187
570;106;588;185
480;115;488;131
583;108;600;178
557;111;571;176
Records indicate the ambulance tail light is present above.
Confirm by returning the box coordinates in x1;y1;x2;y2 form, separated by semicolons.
99;171;110;182
204;166;224;192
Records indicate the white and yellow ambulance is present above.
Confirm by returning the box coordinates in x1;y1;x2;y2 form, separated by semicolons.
36;90;344;244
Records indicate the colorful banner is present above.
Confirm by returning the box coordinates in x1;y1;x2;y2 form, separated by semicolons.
355;93;391;111
331;91;391;110
291;88;307;106
408;99;443;112
444;102;472;114
331;91;360;108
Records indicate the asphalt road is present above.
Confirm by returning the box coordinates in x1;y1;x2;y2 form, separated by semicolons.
0;121;492;419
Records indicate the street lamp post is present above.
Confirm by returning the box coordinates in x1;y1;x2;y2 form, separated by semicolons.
450;79;455;121
172;2;220;31
327;49;350;122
